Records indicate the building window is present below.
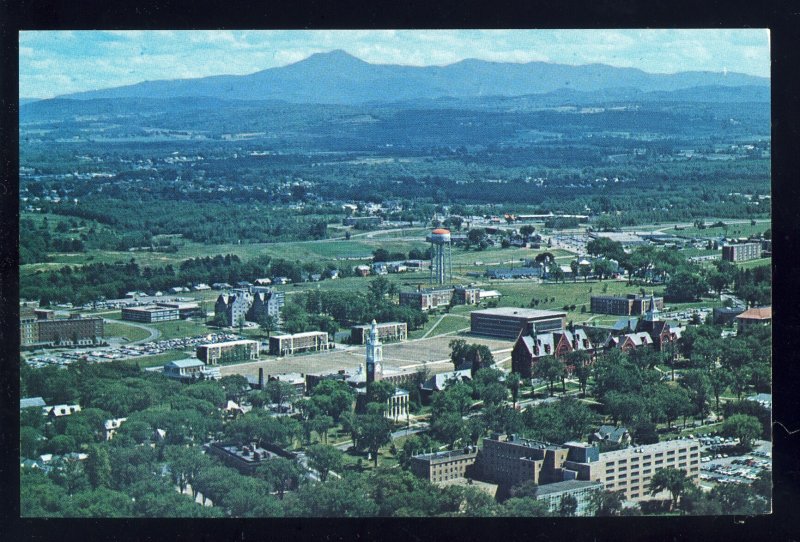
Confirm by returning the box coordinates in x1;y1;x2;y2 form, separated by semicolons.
655;460;663;465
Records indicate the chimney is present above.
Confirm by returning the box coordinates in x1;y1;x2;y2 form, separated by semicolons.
258;368;264;389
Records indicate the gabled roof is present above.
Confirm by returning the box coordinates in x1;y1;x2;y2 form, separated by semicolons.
612;317;639;331
736;306;772;320
422;369;472;391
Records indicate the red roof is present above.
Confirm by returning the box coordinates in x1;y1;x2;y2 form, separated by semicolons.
736;307;772;320
431;228;451;235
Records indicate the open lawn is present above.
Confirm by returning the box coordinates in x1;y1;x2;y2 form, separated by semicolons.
668;220;770;239
148;319;212;340
735;257;771;270
103;321;150;342
120;350;191;368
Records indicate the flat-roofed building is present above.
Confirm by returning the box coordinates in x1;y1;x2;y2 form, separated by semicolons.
590;294;664;316
20;305;38;347
722;242;762;262
535;480;603;516
470;308;566;339
453;286;482;304
155;301;203;319
269;331;330;356
205;441;287;475
197;339;259;365
399;288;454;311
478;435;569;486
351;321;408;344
564;439;702;501
36;314;104;346
122;305;180;323
410;447;479;483
164;358;221;380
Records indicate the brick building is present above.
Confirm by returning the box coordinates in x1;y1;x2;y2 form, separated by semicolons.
35;314;104;346
268;331;330;356
511;328;594;379
197;339;260;365
410;447;479;483
722;242;762;262
590;294;664;316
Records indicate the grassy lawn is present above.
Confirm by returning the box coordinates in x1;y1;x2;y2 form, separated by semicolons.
486;279;645;324
103;321;150;342
672;221;770;239
118;350;192;368
735;257;771;270
409;313;471;340
148;319;213;340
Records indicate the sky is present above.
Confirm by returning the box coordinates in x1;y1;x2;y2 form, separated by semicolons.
19;29;770;99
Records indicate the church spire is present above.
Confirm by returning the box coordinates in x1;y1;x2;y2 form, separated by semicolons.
366;319;383;383
644;293;660;322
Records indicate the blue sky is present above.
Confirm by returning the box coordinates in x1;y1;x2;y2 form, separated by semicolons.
19;29;770;99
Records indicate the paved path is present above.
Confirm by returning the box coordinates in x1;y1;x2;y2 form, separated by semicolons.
105;318;160;344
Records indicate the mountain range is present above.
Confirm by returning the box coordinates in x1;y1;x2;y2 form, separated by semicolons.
55;49;769;105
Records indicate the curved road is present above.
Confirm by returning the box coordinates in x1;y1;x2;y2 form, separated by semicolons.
104;318;160;344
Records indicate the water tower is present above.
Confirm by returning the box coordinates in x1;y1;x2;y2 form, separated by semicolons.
427;228;452;285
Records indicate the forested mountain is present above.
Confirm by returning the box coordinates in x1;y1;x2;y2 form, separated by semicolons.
55;50;768;105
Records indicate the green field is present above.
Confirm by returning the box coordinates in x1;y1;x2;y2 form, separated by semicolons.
118;350;192;368
409;312;471;340
103;321;150;342
668;220;770;239
148;319;211;340
735;257;772;270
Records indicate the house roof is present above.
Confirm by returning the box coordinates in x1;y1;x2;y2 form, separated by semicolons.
612;317;639;331
20;397;46;409
596;425;629;442
167;358;206;368
422;369;472;391
737;306;772;320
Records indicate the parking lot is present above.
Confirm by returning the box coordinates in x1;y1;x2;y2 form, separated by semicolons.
23;332;240;368
698;438;771;487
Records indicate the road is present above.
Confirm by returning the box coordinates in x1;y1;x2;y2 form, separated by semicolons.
104;318;161;344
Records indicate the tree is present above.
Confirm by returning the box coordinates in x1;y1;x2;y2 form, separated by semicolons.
310;415;335;444
356;414;392;467
558;494;578;517
548;264;565;283
306;444;344;482
665;270;708;302
505;372;521;408
593;259;616;280
501;497;551;517
649;467;690;511
256;457;305;500
85;445;112;489
265;380;298;412
721;414;762;451
258;314;277;337
534;356;566;396
570;260;579;282
591;490;624;516
431;412;465;449
680;370;712;419
579;262;592;282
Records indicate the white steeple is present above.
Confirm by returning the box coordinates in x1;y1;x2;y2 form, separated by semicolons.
366;319;383;382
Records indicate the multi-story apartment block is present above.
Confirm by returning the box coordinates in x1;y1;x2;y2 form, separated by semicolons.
350;321;408;344
722;242;762;262
268;331;330;356
196;339;259;365
590;294;664;316
410;447;479;483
